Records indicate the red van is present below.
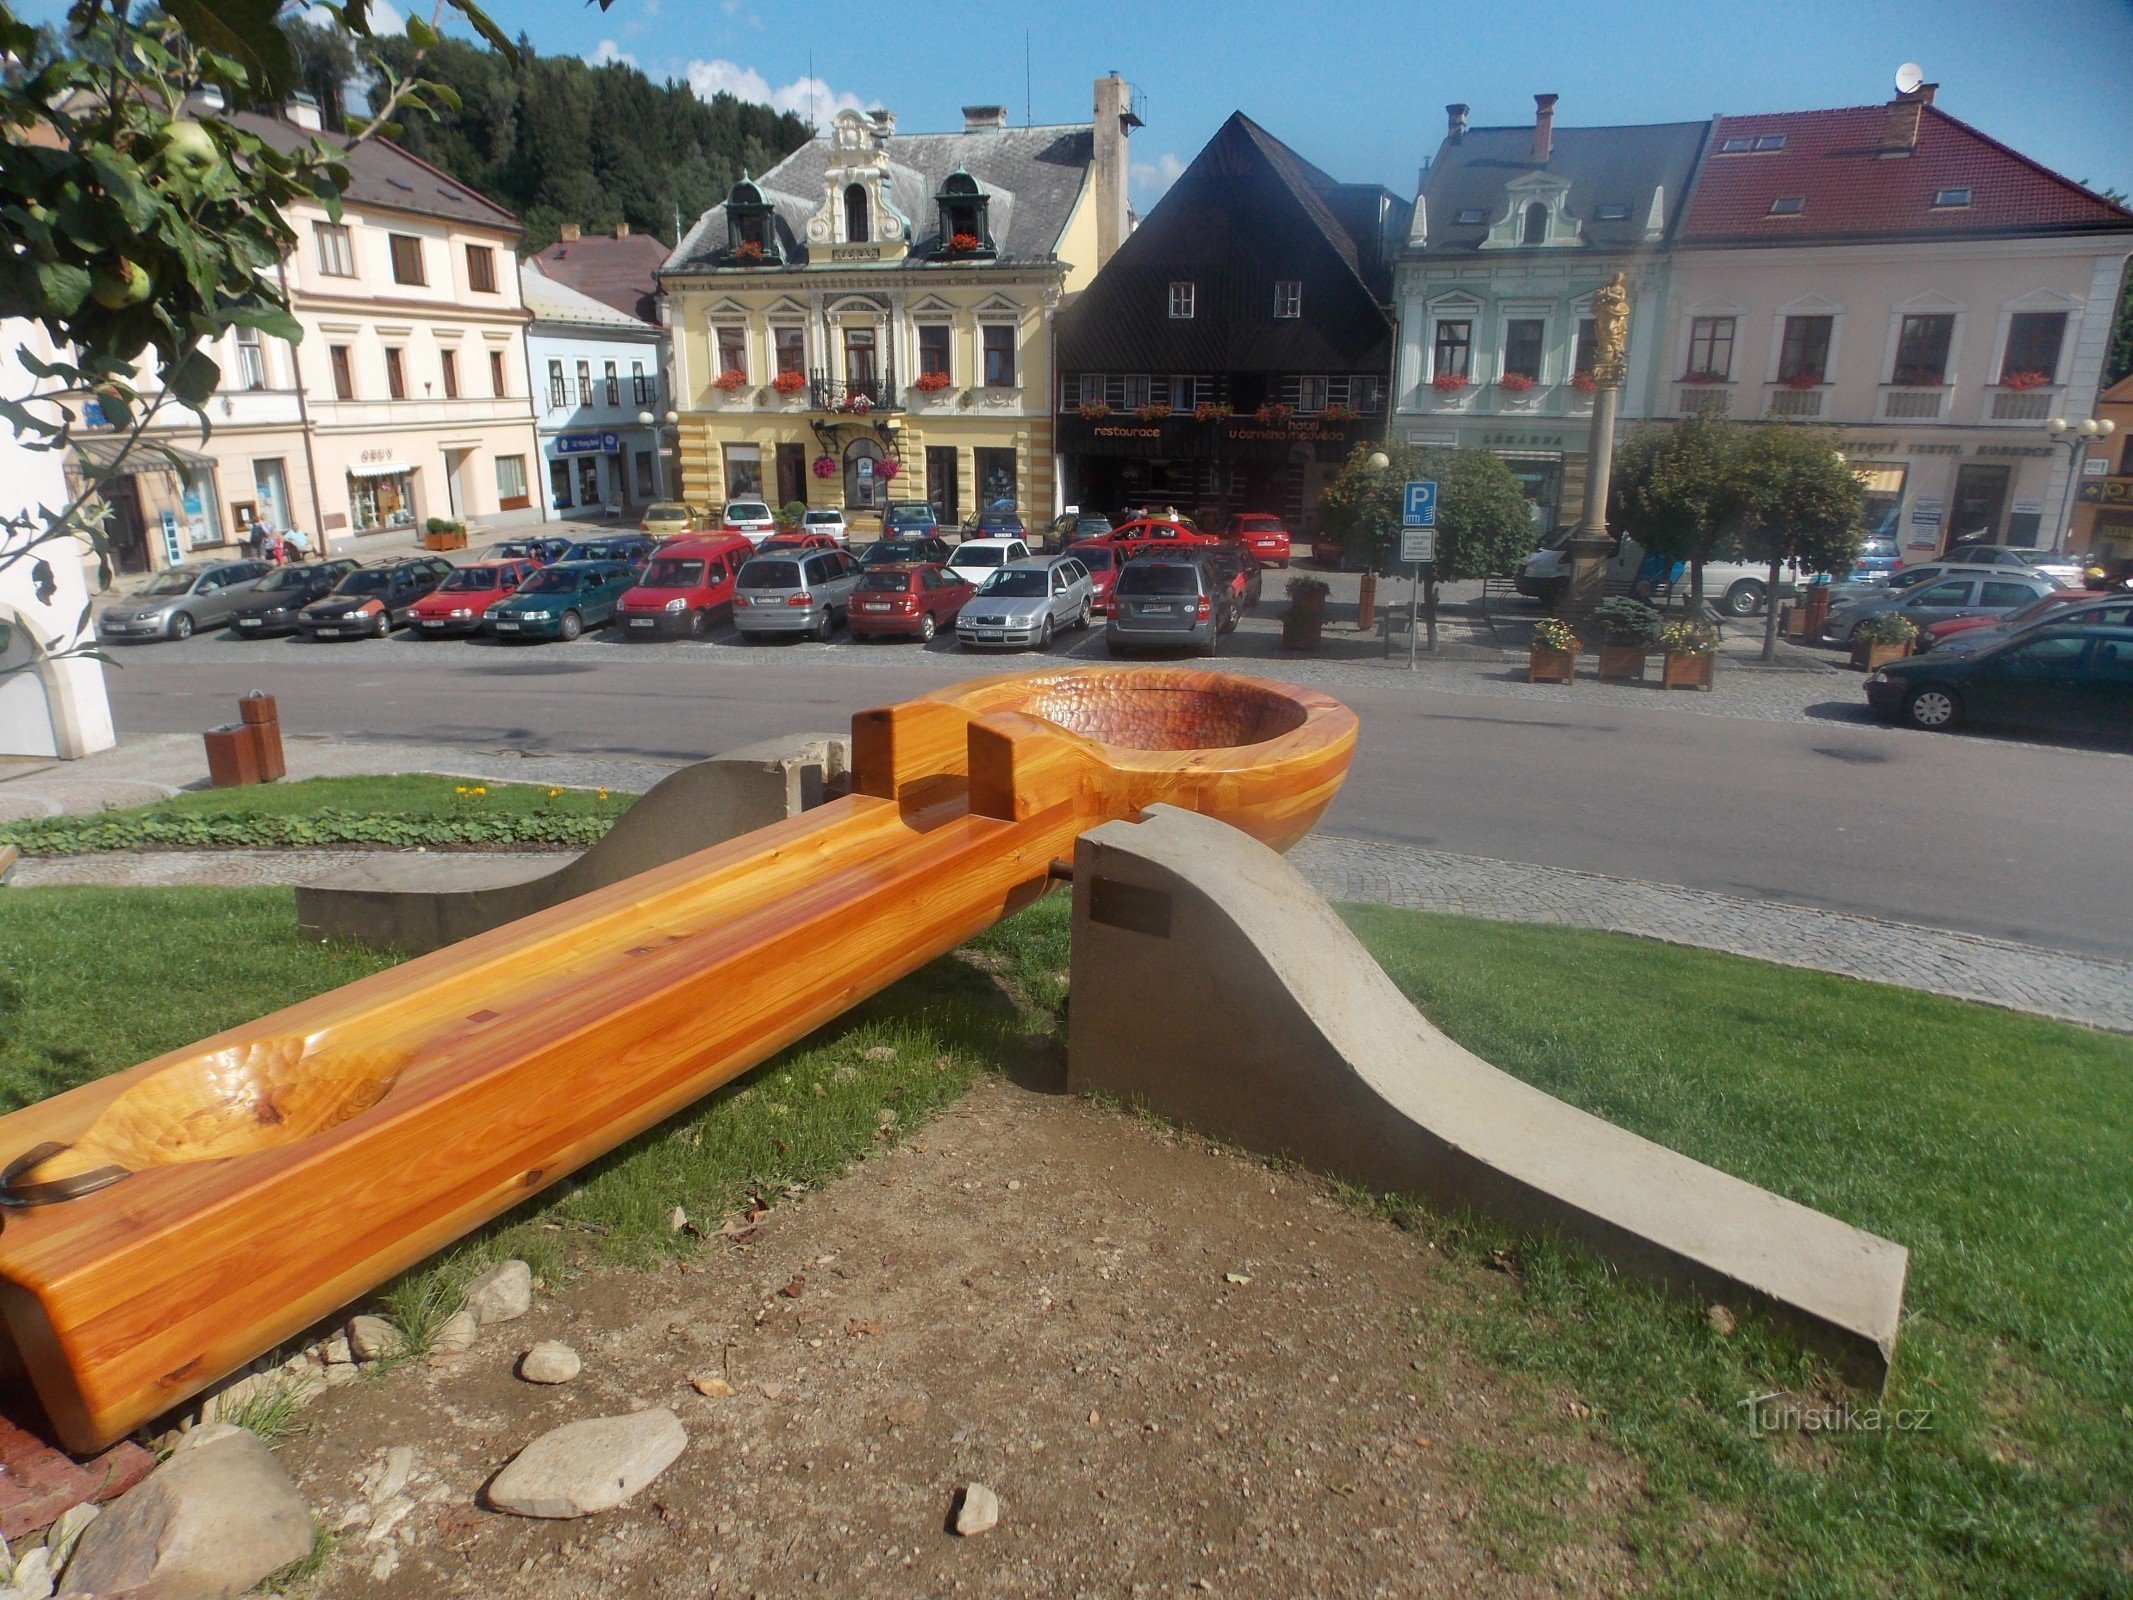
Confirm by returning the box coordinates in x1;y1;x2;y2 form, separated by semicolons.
615;534;755;639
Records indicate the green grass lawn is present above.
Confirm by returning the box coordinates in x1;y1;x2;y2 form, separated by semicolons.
0;885;2122;1596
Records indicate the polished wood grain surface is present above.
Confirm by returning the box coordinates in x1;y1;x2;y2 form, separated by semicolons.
0;669;1355;1450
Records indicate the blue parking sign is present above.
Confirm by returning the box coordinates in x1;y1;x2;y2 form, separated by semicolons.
1403;480;1438;527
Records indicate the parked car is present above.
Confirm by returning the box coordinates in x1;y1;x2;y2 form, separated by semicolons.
1044;512;1112;553
484;561;634;642
797;508;851;544
482;535;574;566
1941;542;2085;585
757;531;841;554
732;546;862;642
1201;543;1262;615
296;557;453;639
848;562;973;643
1225;511;1292;567
95;560;272;642
226;559;358;637
955;555;1094;651
1109;517;1217;561
1518;531;1791;616
881;502;942;538
639;502;698;537
1821;572;2057;643
1919;592;2133;657
862;534;953;569
1067;538;1121;613
721;499;778;544
1107;555;1222;656
560;534;656;571
1842;534;1901;584
616;535;753;639
1865;624;2133;736
945;536;1031;586
1823;555;2014;608
971;506;1028;539
409;560;540;636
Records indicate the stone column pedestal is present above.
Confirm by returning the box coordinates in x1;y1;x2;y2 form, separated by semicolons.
1563;382;1621;617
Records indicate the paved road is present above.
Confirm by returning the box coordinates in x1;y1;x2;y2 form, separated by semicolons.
95;626;2133;959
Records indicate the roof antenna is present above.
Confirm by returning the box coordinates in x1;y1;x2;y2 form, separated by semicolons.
1024;29;1032;126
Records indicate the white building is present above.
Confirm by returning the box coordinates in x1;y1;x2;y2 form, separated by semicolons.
521;263;671;515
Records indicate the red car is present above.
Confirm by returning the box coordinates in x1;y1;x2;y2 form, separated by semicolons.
409;560;539;635
756;531;841;554
1919;587;2104;650
1068;539;1122;614
1108;518;1218;560
847;562;973;643
615;534;754;639
1226;512;1291;567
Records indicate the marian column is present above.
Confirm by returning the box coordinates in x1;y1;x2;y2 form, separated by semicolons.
1565;271;1629;615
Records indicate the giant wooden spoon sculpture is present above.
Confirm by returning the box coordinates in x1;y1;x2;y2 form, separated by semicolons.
0;668;1356;1452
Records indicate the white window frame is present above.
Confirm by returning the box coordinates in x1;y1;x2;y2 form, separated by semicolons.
1295;375;1329;414
1077;372;1106;406
1881;291;1966;389
1498;308;1551;384
1168;374;1195;410
234;325;267;390
1122;374;1153;409
313;221;355;278
1168;281;1195;320
1273;280;1301;319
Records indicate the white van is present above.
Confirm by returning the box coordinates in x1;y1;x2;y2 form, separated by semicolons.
1516;531;1795;616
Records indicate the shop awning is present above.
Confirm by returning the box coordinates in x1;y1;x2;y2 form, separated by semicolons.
348;461;412;478
70;436;215;476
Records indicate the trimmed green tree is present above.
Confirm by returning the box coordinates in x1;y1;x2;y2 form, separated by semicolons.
1318;440;1531;580
1608;411;1743;613
1732;424;1866;660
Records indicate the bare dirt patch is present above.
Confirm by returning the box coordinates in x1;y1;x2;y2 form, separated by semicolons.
281;1079;1638;1598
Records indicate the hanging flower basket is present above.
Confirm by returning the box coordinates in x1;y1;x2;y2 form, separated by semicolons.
912;370;954;393
1570;370;1598;393
713;369;750;392
771;370;807;395
1078;401;1112;420
875;457;899;481
811;454;837;479
1497;372;1536;393
2000;369;2052;391
1431;372;1469;393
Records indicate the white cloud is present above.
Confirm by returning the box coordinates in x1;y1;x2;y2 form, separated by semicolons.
684;59;874;132
587;38;637;68
1130;152;1184;204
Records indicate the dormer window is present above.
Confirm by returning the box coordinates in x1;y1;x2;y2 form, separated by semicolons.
934;169;993;257
844;183;871;244
725;177;777;264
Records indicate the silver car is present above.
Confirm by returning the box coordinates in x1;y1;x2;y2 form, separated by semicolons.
1107;555;1220;656
1924;593;2133;658
733;547;861;641
1822;572;2056;643
955;556;1094;650
94;560;272;642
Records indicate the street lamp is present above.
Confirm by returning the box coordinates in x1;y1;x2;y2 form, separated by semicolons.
2046;415;2116;556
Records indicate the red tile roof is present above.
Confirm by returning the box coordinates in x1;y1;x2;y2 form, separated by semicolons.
1681;103;2133;244
531;231;670;322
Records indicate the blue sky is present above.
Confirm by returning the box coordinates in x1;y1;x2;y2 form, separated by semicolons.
30;1;2133;201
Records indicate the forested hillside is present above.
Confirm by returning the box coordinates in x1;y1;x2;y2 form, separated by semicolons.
283;23;812;253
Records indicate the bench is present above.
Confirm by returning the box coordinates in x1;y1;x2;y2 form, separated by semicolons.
1475;577;1531;640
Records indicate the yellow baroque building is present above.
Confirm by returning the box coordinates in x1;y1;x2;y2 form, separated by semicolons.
659;79;1135;532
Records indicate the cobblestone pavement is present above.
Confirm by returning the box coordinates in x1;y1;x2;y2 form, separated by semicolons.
12;834;2127;1034
1288;835;2133;1034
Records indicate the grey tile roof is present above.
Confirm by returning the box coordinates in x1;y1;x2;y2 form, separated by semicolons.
1412;119;1712;256
230;111;520;233
665;121;1094;275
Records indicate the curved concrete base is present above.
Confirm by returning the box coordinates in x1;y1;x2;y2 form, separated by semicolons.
1065;806;1907;1389
294;734;848;953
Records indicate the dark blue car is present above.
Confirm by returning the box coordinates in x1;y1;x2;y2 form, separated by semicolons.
881;502;941;536
561;534;657;571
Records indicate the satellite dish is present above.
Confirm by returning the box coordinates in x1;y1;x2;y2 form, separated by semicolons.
1895;62;1924;95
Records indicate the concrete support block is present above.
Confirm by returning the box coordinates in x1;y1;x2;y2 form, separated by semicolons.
1066;805;1908;1389
294;733;848;953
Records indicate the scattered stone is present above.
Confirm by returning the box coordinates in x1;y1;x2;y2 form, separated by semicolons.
951;1482;1000;1537
1707;1304;1738;1337
667;1206;689;1234
463;1260;534;1326
689;1375;732;1398
46;1503;99;1571
369;1546;400;1581
369;1446;415;1506
863;1046;896;1062
777;1274;805;1299
347;1315;405;1362
57;1425;313;1600
519;1342;582;1385
317;1332;354;1366
429;1310;479;1357
365;1495;416;1545
882;1394;928;1427
831;1066;858;1085
758;1381;783;1400
7;1545;54;1598
484;1411;688;1520
1224;1272;1252;1286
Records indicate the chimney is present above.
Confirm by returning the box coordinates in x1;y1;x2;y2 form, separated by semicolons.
613;222;630;238
1446;103;1468;144
1091;74;1136;272
1532;93;1558;164
868;109;896;143
559;223;581;243
285;91;322;132
1883;82;1936;153
962;104;1007;132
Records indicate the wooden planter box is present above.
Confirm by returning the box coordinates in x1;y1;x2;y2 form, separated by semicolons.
1281;609;1325;651
1596;643;1649;682
1852;638;1913;672
1662;649;1716;690
420;528;467;552
1779;603;1807;640
1527;646;1577;684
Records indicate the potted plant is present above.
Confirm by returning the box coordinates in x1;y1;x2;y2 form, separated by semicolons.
811;454;837;481
1852;612;1918;671
1570;369;1598;393
1193;402;1232;422
713;368;750;397
1078;400;1112;420
771;369;808;396
1592;596;1664;681
1528;615;1578;684
730;239;764;264
1431;372;1469;394
1133;402;1173;422
2000;369;2052;392
1659;619;1718;690
948;231;983;254
1498;372;1536;394
1282;575;1330;651
421;516;466;551
1254;402;1293;425
778;500;808;531
911;370;953;394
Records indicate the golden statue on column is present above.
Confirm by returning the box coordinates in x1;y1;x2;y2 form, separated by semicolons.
1589;271;1630;388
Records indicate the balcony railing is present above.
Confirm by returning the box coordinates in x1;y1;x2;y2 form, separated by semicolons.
1676;384;1732;416
1988;387;2055;422
1881;386;1945;421
1765;383;1825;418
809;368;900;413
